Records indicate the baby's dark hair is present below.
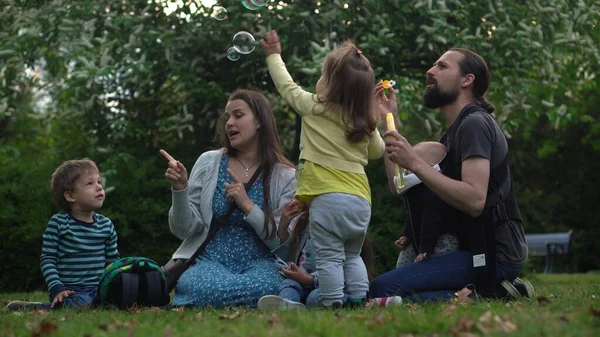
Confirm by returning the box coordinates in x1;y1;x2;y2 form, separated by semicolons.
50;159;99;211
290;211;374;281
318;41;378;142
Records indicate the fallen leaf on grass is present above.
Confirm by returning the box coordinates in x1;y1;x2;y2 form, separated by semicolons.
370;313;386;327
444;304;458;314
190;312;203;321
558;314;569;322
219;311;240;320
494;315;517;333
537;296;551;306
476;311;517;334
30;320;58;337
39;321;58;335
453;287;474;305
590;307;600;317
448;316;474;336
267;313;283;326
162;325;174;337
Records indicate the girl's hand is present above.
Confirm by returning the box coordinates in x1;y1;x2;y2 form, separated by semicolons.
260;30;282;57
375;81;399;122
224;169;254;214
282;262;313;287
160;149;188;190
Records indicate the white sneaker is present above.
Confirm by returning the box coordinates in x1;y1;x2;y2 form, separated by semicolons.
6;300;44;311
257;295;307;311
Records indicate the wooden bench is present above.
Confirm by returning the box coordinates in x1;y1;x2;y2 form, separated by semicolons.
525;230;573;273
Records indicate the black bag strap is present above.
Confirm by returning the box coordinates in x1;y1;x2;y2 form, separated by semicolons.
182;165;264;270
121;273;139;309
143;270;164;305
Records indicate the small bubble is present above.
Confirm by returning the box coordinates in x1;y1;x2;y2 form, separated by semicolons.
227;47;241;61
211;6;228;21
135;48;141;53
241;0;262;10
232;31;256;55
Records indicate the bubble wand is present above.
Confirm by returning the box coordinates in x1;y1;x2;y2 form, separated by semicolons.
382;80;404;188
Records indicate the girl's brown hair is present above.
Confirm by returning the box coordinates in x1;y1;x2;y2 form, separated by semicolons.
216;89;293;239
318;41;378;142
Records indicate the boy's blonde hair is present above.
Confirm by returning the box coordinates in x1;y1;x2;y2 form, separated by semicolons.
319;40;377;142
50;159;99;211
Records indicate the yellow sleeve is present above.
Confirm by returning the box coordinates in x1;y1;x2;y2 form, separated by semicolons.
367;129;385;160
266;54;318;117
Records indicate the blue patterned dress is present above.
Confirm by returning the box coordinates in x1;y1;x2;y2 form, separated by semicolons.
172;154;284;308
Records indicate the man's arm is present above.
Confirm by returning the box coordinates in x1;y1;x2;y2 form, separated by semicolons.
411;156;490;217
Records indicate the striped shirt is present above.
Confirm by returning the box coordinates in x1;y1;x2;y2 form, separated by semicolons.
40;212;119;297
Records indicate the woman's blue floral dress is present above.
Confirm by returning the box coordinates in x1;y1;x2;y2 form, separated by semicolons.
172;154;283;308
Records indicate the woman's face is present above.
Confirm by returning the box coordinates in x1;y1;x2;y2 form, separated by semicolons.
224;99;261;151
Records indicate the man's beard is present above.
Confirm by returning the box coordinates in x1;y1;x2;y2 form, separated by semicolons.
423;85;459;109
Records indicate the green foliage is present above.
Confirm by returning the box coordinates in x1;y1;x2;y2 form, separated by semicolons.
0;0;599;291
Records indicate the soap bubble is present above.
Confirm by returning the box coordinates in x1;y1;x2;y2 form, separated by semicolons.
250;0;268;6
211;6;228;21
241;0;261;10
226;47;240;61
232;31;256;55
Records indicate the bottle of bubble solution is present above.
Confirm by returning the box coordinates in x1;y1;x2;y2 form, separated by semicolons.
385;112;404;188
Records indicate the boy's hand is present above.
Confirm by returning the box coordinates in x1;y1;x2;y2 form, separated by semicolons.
394;235;410;250
160;149;188;190
282;262;313;287
259;30;281;57
51;290;75;308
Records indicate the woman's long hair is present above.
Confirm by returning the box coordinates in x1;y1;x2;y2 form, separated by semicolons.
216;89;293;239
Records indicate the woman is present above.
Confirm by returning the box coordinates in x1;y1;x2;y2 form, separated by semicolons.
161;89;296;308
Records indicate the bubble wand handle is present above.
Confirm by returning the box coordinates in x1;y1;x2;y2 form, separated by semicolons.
386;113;404;188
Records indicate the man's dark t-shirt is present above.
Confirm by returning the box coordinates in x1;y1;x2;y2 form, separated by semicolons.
440;105;528;267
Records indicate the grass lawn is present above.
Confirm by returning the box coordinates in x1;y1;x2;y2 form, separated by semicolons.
1;274;599;337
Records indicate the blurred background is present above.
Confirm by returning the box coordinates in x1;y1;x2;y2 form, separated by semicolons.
1;0;598;292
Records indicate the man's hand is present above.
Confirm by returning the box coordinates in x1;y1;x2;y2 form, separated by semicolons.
259;30;282;57
160;149;188;190
51;290;75;308
282;262;313;287
383;130;422;172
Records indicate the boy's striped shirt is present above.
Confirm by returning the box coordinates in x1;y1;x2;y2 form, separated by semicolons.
40;212;119;298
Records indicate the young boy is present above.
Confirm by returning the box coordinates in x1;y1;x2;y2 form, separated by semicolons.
6;159;119;310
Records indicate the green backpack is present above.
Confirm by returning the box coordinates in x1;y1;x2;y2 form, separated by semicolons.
94;257;170;309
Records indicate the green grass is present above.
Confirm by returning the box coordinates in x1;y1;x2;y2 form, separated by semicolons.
1;274;599;337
